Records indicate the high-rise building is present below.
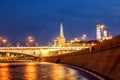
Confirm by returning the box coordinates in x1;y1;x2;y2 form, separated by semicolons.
103;29;108;40
96;23;112;41
96;23;102;41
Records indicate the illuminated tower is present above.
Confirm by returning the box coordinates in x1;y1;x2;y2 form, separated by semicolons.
60;23;64;38
100;24;104;37
58;23;66;46
96;23;102;41
103;29;108;40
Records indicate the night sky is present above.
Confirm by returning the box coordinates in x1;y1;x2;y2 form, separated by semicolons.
0;0;120;45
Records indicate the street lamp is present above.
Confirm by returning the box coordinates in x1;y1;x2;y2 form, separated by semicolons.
0;37;2;46
2;38;7;47
27;36;34;47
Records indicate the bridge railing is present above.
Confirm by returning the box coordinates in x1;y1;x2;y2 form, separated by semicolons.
0;46;89;57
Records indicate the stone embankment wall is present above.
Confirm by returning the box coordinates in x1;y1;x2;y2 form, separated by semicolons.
40;35;120;80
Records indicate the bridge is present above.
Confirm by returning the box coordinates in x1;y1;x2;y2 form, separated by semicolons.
0;35;120;79
0;46;87;58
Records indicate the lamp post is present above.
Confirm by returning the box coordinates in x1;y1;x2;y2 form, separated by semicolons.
0;37;2;46
27;36;34;47
29;39;34;46
2;38;7;47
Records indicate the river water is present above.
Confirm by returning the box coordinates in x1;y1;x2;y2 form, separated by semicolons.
0;62;100;80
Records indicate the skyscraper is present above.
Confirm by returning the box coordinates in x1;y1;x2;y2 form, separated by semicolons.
96;23;112;41
96;23;102;41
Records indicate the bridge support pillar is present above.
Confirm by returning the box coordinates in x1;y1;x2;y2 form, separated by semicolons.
6;52;10;59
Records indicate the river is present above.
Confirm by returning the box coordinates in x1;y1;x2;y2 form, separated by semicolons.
0;62;102;80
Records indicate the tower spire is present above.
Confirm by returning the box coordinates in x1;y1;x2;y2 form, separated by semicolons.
53;22;65;47
60;22;64;38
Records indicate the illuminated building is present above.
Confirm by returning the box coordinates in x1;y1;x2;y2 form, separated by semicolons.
53;23;89;49
108;34;113;39
96;23;112;41
81;34;87;41
54;23;66;47
73;36;80;42
103;29;108;40
96;23;102;41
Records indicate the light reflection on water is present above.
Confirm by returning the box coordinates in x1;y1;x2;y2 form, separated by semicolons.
0;65;10;80
0;62;93;80
51;64;78;80
24;63;37;80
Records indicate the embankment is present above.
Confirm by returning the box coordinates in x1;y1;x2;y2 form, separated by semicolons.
40;35;120;80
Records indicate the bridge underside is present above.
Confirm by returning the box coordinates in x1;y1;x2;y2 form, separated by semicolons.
0;52;37;61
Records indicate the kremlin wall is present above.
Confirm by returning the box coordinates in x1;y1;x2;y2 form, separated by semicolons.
40;32;120;79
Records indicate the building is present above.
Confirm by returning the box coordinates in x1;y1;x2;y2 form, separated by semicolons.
53;23;90;49
54;23;66;47
96;23;112;42
96;23;102;40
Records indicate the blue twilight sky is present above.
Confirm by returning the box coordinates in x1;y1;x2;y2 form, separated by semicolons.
0;0;120;45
